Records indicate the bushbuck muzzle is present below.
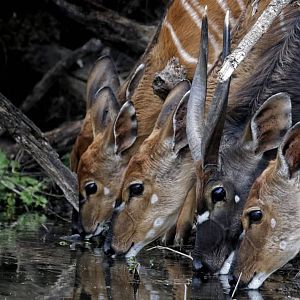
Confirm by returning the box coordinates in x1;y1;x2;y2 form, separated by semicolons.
232;122;300;289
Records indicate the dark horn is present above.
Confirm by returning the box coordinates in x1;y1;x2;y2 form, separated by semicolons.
186;10;208;162
202;11;231;166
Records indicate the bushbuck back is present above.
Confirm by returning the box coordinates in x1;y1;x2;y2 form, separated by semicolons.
75;0;247;238
187;3;300;274
232;122;300;289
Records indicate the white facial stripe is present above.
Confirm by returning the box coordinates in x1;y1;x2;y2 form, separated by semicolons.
85;223;104;239
197;211;210;225
219;251;235;275
125;242;145;258
247;272;270;289
271;218;276;229
234;195;240;203
164;20;198;64
153;217;164;228
104;187;110;195
239;229;245;240
150;194;159;204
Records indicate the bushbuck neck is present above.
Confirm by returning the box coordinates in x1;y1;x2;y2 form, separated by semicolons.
75;0;247;238
233;123;300;289
187;3;300;275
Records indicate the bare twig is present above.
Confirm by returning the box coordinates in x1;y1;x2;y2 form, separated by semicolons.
50;0;155;54
146;245;193;260
218;0;293;82
20;38;102;112
231;272;242;299
0;92;79;211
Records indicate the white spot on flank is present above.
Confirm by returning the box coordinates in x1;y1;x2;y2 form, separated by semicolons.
153;218;164;228
104;187;110;195
234;195;240;203
248;272;270;289
197;211;210;225
279;241;287;250
164;20;198;64
235;0;246;12
150;194;159;204
219;251;235;275
271;218;276;229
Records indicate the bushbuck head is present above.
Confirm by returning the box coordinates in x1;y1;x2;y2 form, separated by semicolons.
186;11;293;274
232;122;300;289
75;60;145;238
109;79;193;257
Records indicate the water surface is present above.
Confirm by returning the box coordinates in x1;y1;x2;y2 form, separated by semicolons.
0;215;299;299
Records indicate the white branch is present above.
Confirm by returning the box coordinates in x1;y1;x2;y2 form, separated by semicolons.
218;0;293;82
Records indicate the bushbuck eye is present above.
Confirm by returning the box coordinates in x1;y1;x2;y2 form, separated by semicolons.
129;183;144;198
85;182;97;196
248;210;263;225
211;186;226;203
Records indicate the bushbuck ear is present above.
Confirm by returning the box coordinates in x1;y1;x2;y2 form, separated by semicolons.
114;101;137;155
276;122;300;178
242;93;292;155
125;63;145;99
90;87;120;137
87;56;120;109
172;91;190;154
155;80;191;129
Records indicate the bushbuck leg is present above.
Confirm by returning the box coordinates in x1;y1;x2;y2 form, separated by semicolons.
186;3;300;274
232;122;300;289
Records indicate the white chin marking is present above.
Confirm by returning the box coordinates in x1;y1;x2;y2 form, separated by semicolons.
153;217;164;228
248;272;269;289
125;242;145;258
197;211;210;225
219;251;235;275
234;195;240;203
145;229;156;239
150;194;159;204
104;187;110;195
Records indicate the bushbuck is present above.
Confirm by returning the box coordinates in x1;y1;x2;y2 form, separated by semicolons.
108;9;234;257
106;0;288;257
74;0;247;239
232;122;300;289
187;3;300;274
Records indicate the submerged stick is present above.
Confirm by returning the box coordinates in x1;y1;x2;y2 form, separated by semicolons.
218;0;293;82
147;245;193;260
0;92;79;211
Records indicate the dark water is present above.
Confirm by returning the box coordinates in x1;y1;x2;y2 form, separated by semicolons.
0;215;299;300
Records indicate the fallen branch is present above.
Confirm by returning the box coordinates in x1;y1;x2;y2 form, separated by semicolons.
20;38;102;112
0;92;79;211
218;0;293;82
50;0;155;55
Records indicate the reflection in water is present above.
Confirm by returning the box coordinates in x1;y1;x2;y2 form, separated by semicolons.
0;217;298;299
